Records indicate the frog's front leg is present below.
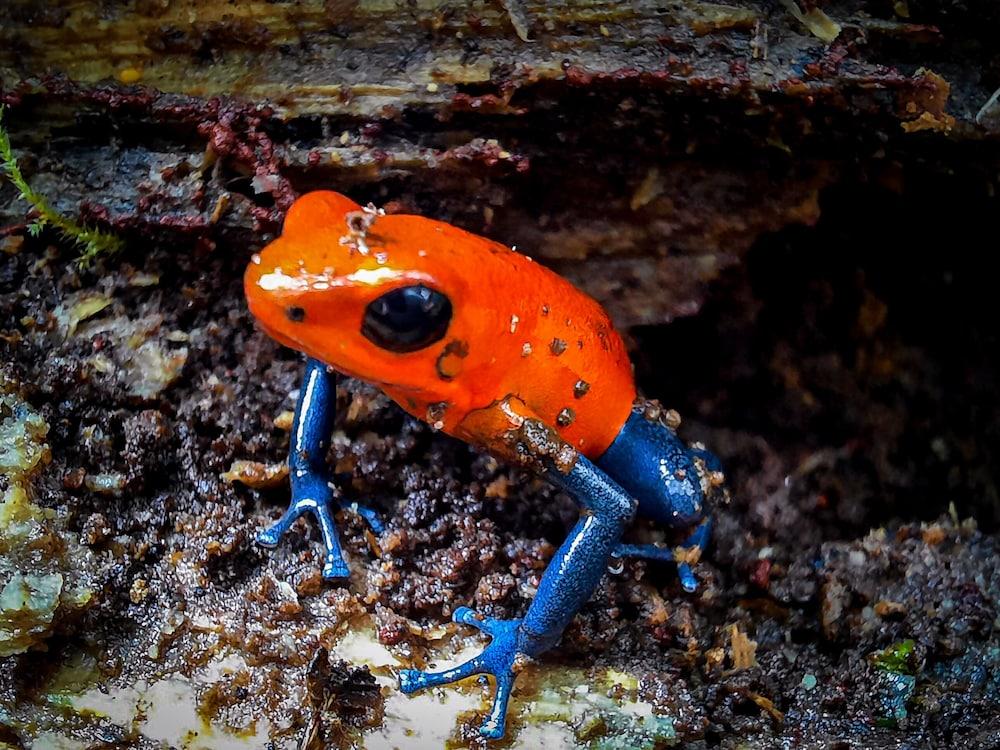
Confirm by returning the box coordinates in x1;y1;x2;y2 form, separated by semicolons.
256;357;384;579
399;447;636;739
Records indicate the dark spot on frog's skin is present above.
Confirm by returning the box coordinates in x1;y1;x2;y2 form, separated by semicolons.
426;401;449;428
577;339;584;350
436;339;470;380
285;306;306;322
556;407;575;427
550;338;567;356
541;304;550;316
596;326;610;351
573;380;590;398
346;211;371;233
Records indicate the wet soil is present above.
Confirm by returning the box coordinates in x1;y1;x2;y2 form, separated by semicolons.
2;157;999;748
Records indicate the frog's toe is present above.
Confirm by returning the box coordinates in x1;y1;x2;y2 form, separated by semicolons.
677;564;698;593
613;542;700;592
479;671;515;739
398;655;485;694
613;542;675;562
256;525;283;548
480;720;505;740
256;505;304;547
453;606;502;636
613;517;711;593
398;656;515;739
321;553;351;580
342;500;385;534
257;492;353;580
397;668;422;694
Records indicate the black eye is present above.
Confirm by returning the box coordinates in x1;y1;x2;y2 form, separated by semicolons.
362;284;452;353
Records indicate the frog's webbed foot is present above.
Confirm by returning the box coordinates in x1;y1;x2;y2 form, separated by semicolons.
398;607;525;739
256;474;383;580
613;517;712;593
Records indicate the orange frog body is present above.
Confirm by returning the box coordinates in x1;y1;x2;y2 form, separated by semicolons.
244;191;723;740
245;190;636;461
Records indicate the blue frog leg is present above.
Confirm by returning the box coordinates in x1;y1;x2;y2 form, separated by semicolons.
597;408;718;591
399;451;636;739
256;357;383;579
613;516;712;592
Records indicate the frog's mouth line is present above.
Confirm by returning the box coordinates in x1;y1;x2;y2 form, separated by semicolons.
248;306;351;379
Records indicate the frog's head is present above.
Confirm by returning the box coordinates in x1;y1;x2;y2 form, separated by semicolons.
244;191;464;392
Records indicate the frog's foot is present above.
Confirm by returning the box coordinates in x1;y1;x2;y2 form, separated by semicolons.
257;494;351;579
399;607;525;739
257;481;383;580
613;517;712;593
613;542;698;591
340;499;385;534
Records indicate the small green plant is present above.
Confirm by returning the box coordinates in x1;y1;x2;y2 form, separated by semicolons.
871;639;918;675
0;106;124;266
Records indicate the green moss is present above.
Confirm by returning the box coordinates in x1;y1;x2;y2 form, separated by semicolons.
871;640;919;727
0;106;124;267
872;640;917;675
0;389;51;479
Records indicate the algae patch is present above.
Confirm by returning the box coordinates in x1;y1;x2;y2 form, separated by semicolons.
526;671;678;750
0;387;50;479
0;569;64;658
0;384;97;657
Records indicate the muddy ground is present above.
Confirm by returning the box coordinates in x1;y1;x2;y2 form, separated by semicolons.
2;1;1000;749
2;160;999;749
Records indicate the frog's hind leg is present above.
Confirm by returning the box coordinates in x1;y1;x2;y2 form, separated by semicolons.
613;517;712;592
598;406;719;591
398;408;636;739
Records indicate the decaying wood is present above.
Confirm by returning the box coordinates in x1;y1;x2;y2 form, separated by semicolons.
1;0;997;325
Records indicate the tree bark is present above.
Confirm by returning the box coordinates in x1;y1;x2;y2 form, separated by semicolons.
1;0;996;325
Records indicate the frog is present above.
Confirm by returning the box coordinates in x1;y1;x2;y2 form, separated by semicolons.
243;190;724;739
